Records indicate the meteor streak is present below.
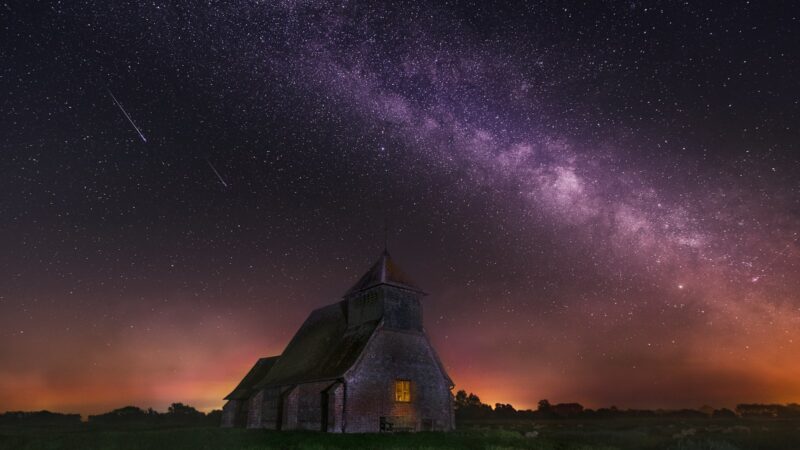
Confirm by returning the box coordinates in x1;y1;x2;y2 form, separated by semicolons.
206;159;229;187
107;89;147;143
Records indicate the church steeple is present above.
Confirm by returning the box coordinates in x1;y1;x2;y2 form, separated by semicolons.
343;250;425;297
343;250;426;331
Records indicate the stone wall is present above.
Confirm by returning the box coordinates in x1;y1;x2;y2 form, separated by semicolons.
345;286;423;331
343;326;453;432
346;290;382;326
260;387;281;429
281;386;299;430
246;390;264;429
380;286;422;331
284;380;340;431
325;382;345;432
247;382;346;431
220;400;239;428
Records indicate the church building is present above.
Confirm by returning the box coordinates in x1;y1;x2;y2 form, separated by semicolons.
221;250;455;432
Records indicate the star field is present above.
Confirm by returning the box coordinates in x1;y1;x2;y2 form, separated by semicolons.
1;1;799;414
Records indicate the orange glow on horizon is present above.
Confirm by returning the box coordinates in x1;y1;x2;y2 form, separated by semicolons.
1;280;798;417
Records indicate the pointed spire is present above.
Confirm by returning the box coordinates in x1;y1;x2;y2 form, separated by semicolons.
344;250;425;296
379;248;389;283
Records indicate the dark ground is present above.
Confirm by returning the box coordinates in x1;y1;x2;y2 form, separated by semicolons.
1;419;799;450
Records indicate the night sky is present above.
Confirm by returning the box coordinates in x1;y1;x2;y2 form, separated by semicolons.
2;1;799;416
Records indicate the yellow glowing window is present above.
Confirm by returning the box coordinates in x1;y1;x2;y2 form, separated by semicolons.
395;380;411;402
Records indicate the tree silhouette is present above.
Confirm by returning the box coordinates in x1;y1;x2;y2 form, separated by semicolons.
453;390;492;419
712;408;737;419
537;399;551;412
167;403;203;417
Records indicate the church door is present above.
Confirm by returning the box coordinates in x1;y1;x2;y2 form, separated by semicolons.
320;391;329;432
276;392;284;431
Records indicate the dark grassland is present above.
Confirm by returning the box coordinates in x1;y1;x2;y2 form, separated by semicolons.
1;419;799;450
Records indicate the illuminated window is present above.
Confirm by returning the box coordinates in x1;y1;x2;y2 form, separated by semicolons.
394;380;411;402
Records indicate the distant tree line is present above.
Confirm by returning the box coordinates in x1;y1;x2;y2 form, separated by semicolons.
5;397;800;428
0;404;221;428
87;403;222;428
454;390;800;421
0;411;82;427
735;403;800;418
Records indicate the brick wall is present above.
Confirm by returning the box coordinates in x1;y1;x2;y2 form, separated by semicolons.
325;382;344;432
289;380;337;431
380;286;422;331
346;286;423;331
246;390;264;429
260;387;281;429
220;400;238;427
281;386;299;429
343;326;453;432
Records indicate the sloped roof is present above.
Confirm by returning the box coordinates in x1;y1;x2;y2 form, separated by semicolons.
237;252;427;392
224;356;280;400
344;250;425;296
253;302;379;389
423;333;454;387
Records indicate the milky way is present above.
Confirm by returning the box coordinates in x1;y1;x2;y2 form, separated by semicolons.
1;1;799;415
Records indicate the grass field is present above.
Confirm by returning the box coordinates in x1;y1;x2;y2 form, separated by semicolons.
1;419;799;450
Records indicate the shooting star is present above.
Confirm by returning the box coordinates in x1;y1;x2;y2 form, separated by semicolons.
107;89;147;143
206;159;229;188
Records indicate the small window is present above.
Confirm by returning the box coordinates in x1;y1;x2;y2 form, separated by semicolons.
394;380;411;402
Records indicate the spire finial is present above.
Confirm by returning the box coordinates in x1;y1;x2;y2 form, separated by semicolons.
383;217;388;253
380;140;390;255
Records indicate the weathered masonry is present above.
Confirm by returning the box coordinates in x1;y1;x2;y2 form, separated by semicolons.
221;250;455;432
